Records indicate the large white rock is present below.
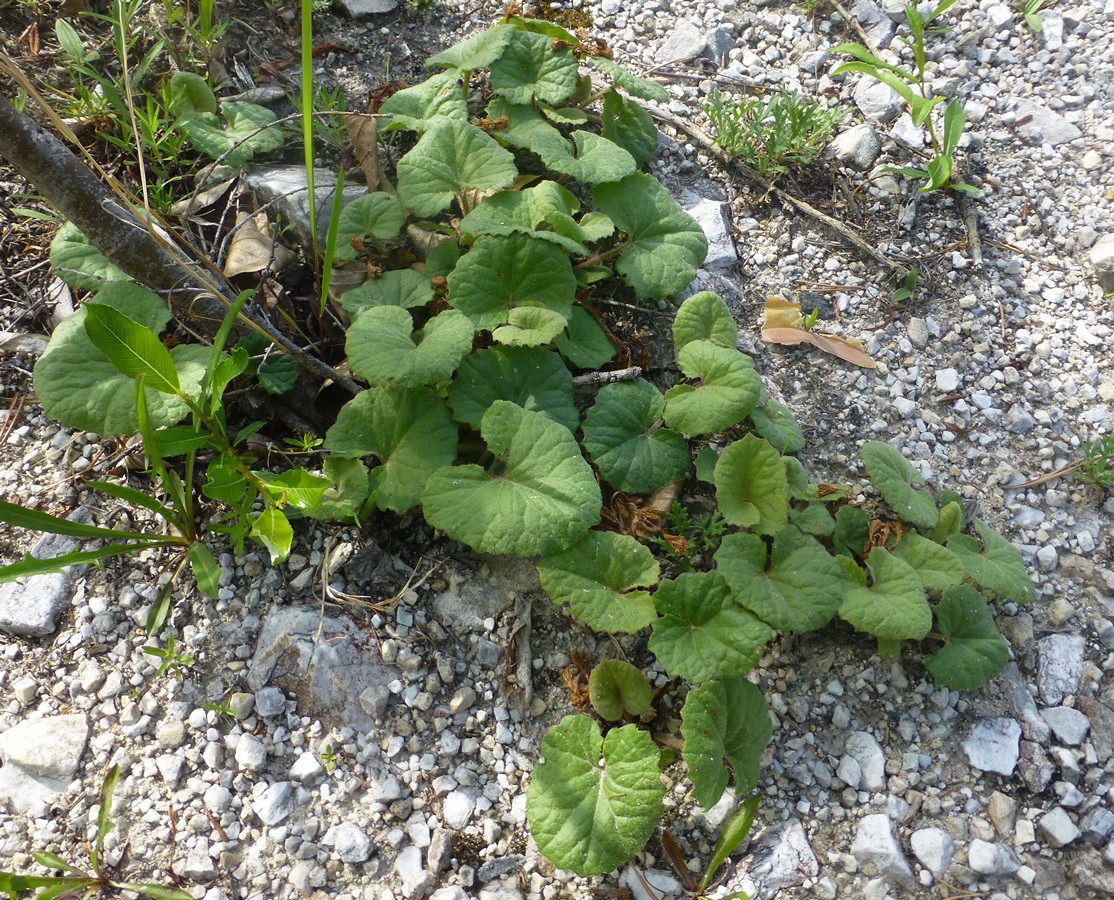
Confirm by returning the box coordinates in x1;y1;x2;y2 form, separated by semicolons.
852;814;914;883
0;714;89;813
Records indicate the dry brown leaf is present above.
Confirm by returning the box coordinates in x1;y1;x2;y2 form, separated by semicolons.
224;212;296;277
761;326;877;369
762;295;806;329
346;114;380;193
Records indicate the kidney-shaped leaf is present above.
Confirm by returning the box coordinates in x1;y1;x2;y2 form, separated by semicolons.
649;572;773;683
589;659;654;721
673;291;737;352
340;269;435;320
924;584;1010;689
714;434;789;535
527;716;664;876
489;29;578;105
861;440;939;531
492;304;568;347
379;69;468;133
346;306;474;388
592;173;708;299
333;193;405;261
554;306;615;369
664;341;762;436
716;527;846;632
448;345;578;433
681;678;772;809
426;24;515;71
458;181;589;256
749;398;805;456
948;519;1035;603
325;385;458;514
397;118;518;217
891;531;965;593
582;379;688;494
421;401;601;557
537;531;659;634
839;547;931;642
50;222;129;289
486;97;572;164
546;131;637;185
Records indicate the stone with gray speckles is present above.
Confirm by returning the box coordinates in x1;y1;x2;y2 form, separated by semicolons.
963;718;1021;775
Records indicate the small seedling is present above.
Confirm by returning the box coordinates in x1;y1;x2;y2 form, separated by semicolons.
144;634;195;678
1016;0;1046;32
320;743;339;773
1073;435;1114;490
891;268;918;304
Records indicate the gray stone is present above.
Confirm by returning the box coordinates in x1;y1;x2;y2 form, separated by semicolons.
1040;706;1090;746
852;814;913;883
825;124;883;170
1039;807;1080;848
967;839;1019;876
156;719;188;749
244;167;368;250
853;77;903;123
335;0;398;17
657;20;706;63
474;639;502;668
621;868;685;900
907;317;929;349
175;841;217;881
748;821;819;894
704;27;735;63
685;197;737;272
431;889;468;900
935;368;960;392
845;731;887;791
204;784;232;813
1004;404;1036;433
247;606;397;733
1037;634;1085;705
235;733;267;771
963;718;1021;775
910;827;955;877
359;684;391;721
1011;98;1083;146
290;751;324;783
396;845;432;899
1081;808;1114;846
1037;545;1058;572
442;788;477;829
333;821;372;863
0;714;89;813
254;781;294;826
798;50;830;75
1053;781;1084;807
987;792;1016;838
1078;697;1114;763
478;855;524;883
1089;234;1114;293
427;829;454;874
156;754;184;785
450;686;477;714
999;663;1051;744
1018;741;1055;793
852;0;897;45
837;754;862;789
228;692;255;719
255;686;287;719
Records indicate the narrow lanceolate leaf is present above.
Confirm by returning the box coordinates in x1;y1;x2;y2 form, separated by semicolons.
448;346;578;433
396;119;518;217
421;401;601;557
0;498;149;541
527;716;664;876
860;441;939;531
346;306;474;388
188;542;221;599
673;291;737;352
948;519;1035;603
250;508;293;564
581;379;688;495
649;572;773;682
839;547;931;642
891;532;965;593
83;303;181;394
537;531;660;634
0;542;172;583
592;173;707;299
716;528;846;632
663;341;762;436
924;584;1010;689
489;29;578;105
325;386;457;515
714;434;789;535
681;678;772;809
588;659;654;721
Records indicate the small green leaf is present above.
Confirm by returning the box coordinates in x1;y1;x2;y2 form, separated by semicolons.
346;306;474;387
491;304;568;347
537;531;659;634
700;796;761;894
298;456;373;522
490;29;578;105
589;659;654;721
592;173;707;299
257;469;332;510
188;542;221;599
83;304;181;395
932;498;966;544
379;69;468;132
177;101;285;166
891;532;965;593
256;352;300;395
166;71;217;116
582;379;689;494
54;18;87;63
716;527;846;632
948;519;1035;603
250;508;293;564
446;233;575;331
554;306;615;369
861;441;939;531
333;193;406;261
50;222;129;289
714;434;789;534
673;291;737;351
788;501;835;538
833;505;870;559
546;131;637;184
202;453;249;504
590;57;670;102
448;345;578;433
458;181;589;256
340;269;435;319
681;678;771;809
749;399;805;455
326;386;457;514
924;584;1010;689
839;547;932;642
664;341;762;436
422;401;601;557
601;89;660;168
649;572;773;682
426;24;515;70
527;716;664;876
397;119;518;217
694;446;719;483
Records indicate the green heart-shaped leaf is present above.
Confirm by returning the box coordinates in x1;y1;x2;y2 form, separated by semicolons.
49;222;129;289
554;306;615;369
177;101;284;166
714;434;789;534
486;97;572;163
839;547;931;642
459;181;589;256
489;29;578;105
861;440;939;531
924;584;1010;689
891;532;965;593
750;398;805;455
673;291;737;352
546;131;637;184
664;341;762;436
491;304;568;347
250;508;293;564
589;659;654;721
379;70;468;133
346;306;474;388
340;269;435;319
948;519;1035;603
333;193;405;261
601;89;660;168
426;24;515;71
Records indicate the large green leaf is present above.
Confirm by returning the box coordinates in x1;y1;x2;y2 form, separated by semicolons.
257;469;331;510
589;659;653;721
750;399;805;456
446;233;575;331
554;306;615;369
325;386;457;514
346;306;473;387
379;70;468;132
948;519;1035;603
592;173;707;299
448;346;578;432
860;440;939;531
649;572;773;682
491;304;567;347
49;222;129;289
397;119;518;217
546;131;637;185
83;304;180;395
489;29;578;105
713;434;789;534
486;97;571;163
421;401;601;557
716;527;846;632
458;181;590;256
333;193;406;261
601;89;660;168
590;57;670;102
537;531;659;634
426;24;515;70
250;508;293;564
891;532;965;593
673;291;737;351
340;269;435;320
681;678;771;809
177;101;285;166
527;716;664;876
924;585;1010;689
581;379;688;494
839;547;932;642
663;341;762;436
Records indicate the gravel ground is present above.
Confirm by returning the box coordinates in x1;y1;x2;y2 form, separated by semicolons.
1;0;1113;897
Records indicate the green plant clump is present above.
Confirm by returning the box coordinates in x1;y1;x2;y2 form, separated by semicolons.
0;15;1037;882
